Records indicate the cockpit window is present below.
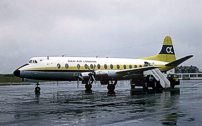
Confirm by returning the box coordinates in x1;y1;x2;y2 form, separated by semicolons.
29;60;37;64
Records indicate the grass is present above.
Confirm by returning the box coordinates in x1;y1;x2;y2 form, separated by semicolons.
0;74;22;82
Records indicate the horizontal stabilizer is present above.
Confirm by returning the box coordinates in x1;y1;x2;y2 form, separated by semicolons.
165;55;193;66
116;66;160;74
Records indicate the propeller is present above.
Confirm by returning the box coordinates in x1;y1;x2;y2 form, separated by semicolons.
87;64;97;84
73;64;83;88
73;64;97;87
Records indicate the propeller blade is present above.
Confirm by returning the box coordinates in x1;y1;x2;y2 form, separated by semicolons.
92;75;96;84
88;77;92;85
78;73;83;80
86;65;97;84
87;65;91;72
93;64;95;71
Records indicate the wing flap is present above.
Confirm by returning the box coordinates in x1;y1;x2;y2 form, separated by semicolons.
116;66;160;74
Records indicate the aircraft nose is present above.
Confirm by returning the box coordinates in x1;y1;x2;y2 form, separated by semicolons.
13;69;20;77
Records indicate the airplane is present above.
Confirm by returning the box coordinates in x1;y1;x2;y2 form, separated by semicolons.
13;36;193;93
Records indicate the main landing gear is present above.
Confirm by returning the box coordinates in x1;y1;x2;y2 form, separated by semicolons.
85;84;92;92
35;83;41;95
84;80;118;93
107;80;117;94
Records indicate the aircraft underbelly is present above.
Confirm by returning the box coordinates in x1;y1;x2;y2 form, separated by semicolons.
21;71;74;81
21;70;143;81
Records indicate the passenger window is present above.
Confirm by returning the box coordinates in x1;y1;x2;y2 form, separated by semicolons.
85;64;88;69
134;65;137;68
117;65;120;69
129;65;132;69
90;64;94;69
77;64;80;69
65;64;69;69
104;64;107;69
57;63;61;69
97;64;101;69
139;65;142;67
123;65;126;69
110;64;113;69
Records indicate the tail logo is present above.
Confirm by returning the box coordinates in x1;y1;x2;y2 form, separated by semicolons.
159;45;175;54
166;47;173;54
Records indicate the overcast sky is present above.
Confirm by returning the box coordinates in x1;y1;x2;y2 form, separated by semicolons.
0;0;202;74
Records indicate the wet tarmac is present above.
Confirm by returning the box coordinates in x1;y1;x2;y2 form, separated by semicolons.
1;80;202;126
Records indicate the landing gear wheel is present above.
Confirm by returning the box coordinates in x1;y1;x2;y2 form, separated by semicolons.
85;84;92;91
35;87;41;93
131;84;135;89
107;84;115;92
107;84;115;95
35;83;40;95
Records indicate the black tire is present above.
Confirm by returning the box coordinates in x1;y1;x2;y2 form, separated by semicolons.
85;84;92;90
131;84;135;89
35;87;40;93
107;84;115;92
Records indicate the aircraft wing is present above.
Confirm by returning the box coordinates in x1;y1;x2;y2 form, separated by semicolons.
165;55;193;66
116;66;160;74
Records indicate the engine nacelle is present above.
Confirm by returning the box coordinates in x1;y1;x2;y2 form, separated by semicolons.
95;71;109;85
80;72;91;79
81;71;108;79
95;71;108;78
81;71;109;84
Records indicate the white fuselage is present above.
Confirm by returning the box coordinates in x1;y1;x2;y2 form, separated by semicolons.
15;57;168;81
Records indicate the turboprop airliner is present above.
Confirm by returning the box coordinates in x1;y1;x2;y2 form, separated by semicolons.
13;36;193;93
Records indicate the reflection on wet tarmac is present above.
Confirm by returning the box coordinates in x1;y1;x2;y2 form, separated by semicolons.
1;80;202;125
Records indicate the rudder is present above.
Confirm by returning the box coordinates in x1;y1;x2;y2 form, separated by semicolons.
140;36;176;62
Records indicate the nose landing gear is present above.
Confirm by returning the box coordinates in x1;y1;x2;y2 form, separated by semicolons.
35;83;41;95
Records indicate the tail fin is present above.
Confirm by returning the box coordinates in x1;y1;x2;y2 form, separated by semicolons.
140;36;176;62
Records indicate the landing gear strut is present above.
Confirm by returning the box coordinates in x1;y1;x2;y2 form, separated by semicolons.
35;83;41;94
143;82;148;90
85;84;92;91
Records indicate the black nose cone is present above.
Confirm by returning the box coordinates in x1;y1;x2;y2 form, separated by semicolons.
13;69;20;77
